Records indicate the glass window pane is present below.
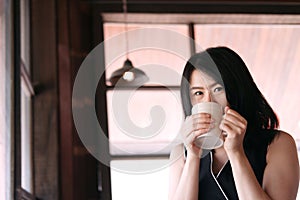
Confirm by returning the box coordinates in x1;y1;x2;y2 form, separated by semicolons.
21;81;32;193
104;23;190;86
110;159;169;200
194;24;300;141
20;0;30;72
107;90;183;155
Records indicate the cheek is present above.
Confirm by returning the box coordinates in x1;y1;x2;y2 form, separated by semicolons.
190;96;198;106
215;93;228;108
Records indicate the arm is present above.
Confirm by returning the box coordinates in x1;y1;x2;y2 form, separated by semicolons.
262;132;299;200
227;149;272;200
168;113;212;200
228;132;299;200
168;144;201;200
221;107;299;200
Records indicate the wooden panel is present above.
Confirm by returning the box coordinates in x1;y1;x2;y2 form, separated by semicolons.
68;0;99;200
17;188;37;200
57;0;74;199
57;0;100;199
94;15;112;200
31;0;59;199
13;0;22;199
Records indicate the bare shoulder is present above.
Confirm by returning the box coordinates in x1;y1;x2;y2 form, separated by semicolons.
267;130;298;162
263;131;299;199
273;130;295;143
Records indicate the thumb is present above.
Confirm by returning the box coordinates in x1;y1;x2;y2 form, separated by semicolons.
224;106;230;113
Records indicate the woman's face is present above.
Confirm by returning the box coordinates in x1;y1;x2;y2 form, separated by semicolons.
189;69;228;108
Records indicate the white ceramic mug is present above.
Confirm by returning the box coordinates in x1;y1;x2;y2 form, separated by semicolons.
191;102;224;149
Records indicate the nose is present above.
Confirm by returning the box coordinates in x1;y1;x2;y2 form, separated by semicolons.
203;91;212;102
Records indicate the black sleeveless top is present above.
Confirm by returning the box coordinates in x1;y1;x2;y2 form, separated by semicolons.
198;130;277;200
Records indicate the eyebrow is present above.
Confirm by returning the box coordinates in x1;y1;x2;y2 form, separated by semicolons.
190;83;219;90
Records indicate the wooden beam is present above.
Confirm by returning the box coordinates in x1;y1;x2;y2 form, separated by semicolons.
89;0;300;14
31;0;59;199
67;0;99;199
13;0;21;199
57;0;74;199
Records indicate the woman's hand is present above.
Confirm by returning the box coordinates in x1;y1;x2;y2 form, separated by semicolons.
220;106;247;154
180;113;213;158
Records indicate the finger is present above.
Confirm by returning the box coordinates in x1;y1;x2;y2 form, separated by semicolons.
186;128;209;143
183;114;213;134
190;114;212;125
181;122;202;137
191;113;211;119
223;113;247;130
224;106;230;113
192;123;213;133
184;114;211;128
186;129;209;144
223;107;246;126
193;128;211;138
192;117;213;126
219;121;234;137
220;119;244;137
224;108;247;124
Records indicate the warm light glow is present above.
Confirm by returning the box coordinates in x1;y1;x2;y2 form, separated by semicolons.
107;90;183;155
111;159;169;200
123;71;135;81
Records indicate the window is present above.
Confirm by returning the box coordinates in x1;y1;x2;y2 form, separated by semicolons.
103;22;192;199
0;0;35;199
20;0;35;197
101;14;300;200
104;23;190;87
110;159;169;200
21;67;33;193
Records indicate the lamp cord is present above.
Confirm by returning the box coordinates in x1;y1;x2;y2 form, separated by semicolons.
122;0;129;60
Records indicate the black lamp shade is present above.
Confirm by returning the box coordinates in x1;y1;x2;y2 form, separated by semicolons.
109;59;149;86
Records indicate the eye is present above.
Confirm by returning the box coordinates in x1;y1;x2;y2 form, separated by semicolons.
213;86;223;93
194;91;203;96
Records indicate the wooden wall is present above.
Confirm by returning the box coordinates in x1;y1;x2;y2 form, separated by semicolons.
31;0;59;199
58;0;99;199
31;0;99;199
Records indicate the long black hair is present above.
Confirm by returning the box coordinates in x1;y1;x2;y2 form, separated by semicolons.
181;47;279;135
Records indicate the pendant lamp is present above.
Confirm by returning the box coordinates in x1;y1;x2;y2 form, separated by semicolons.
109;0;149;86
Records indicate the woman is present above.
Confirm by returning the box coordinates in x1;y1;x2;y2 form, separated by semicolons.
169;47;299;200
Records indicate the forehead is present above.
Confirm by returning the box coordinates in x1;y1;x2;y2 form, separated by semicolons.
190;69;216;87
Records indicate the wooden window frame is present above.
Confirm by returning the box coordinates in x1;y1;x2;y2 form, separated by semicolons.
15;0;36;199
